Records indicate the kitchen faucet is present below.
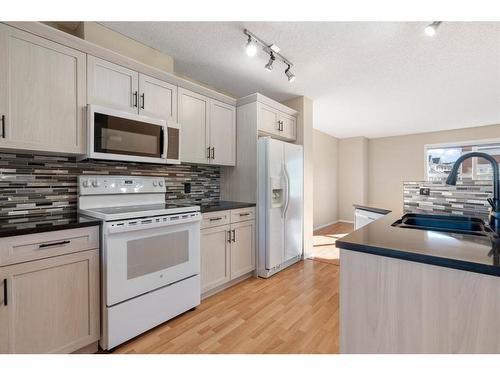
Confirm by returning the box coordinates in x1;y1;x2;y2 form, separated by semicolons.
446;152;500;233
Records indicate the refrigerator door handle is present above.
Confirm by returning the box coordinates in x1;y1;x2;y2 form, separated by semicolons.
283;165;291;218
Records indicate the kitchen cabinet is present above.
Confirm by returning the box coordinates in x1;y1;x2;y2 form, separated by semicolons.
230;220;255;279
257;103;297;142
0;226;100;354
200;207;255;296
178;87;236;166
200;224;231;293
0;24;86;154
0;249;99;353
87;56;177;123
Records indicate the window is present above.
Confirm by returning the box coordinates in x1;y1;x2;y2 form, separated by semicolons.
425;139;500;182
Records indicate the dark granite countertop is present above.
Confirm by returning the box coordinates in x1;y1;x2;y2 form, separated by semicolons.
353;204;392;215
337;212;500;277
196;201;256;213
0;214;102;238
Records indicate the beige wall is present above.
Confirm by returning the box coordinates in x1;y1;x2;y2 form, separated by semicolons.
313;130;339;229
368;123;500;215
283;97;314;258
338;137;369;222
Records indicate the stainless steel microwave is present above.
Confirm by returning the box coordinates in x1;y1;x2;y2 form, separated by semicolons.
84;105;181;164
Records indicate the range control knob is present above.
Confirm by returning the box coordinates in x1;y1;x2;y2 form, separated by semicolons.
82;179;90;188
158;180;164;187
92;180;101;188
152;180;158;187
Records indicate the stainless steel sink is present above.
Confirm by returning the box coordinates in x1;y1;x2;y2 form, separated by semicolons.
392;213;495;237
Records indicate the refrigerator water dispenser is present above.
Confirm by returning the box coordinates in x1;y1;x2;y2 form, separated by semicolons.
270;176;284;208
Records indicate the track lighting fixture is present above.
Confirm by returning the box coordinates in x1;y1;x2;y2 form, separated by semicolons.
265;52;275;71
285;64;295;82
243;29;296;82
424;21;442;37
245;35;257;57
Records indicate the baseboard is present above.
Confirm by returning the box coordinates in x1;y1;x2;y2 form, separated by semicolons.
313;220;339;231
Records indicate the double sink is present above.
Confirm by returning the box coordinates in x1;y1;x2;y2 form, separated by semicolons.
392;213;496;237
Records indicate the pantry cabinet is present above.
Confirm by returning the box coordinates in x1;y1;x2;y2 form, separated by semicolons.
0;24;86;154
0;226;100;354
87;55;177;124
200;207;255;296
178;87;236;166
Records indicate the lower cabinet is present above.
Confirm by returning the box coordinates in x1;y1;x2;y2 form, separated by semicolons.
0;246;99;354
200;208;255;295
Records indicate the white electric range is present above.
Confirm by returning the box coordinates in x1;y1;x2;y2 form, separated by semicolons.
78;175;201;350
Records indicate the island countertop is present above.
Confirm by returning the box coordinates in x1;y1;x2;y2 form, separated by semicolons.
336;212;500;277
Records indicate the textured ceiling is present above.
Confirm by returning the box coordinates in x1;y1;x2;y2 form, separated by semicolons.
101;22;500;138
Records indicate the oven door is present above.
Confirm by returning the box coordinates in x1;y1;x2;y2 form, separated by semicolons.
88;105;167;164
104;218;200;306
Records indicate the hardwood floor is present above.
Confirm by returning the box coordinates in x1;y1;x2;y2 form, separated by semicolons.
312;222;354;265
114;259;339;354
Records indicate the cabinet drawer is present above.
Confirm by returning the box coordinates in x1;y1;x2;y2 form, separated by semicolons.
0;226;100;267
230;207;256;223
201;210;231;229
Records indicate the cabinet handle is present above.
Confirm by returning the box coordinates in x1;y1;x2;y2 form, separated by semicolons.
209;217;222;222
133;91;138;107
227;230;232;243
1;115;5;138
38;240;70;249
231;229;236;242
239;213;250;217
211;147;215;160
141;93;145;109
207;147;211;159
3;278;7;306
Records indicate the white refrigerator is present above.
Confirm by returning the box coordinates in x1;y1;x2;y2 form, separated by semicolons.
258;137;303;278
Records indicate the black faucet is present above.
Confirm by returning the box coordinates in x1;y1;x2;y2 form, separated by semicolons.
446;151;500;233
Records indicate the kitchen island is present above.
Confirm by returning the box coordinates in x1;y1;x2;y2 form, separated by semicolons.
336;212;500;354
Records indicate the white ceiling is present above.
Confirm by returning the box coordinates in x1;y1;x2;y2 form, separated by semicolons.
101;22;500;139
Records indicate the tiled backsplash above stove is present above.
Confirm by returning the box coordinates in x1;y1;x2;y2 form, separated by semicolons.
0;152;220;224
403;180;492;220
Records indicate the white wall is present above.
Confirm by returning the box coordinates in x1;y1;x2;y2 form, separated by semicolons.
338;137;369;222
313;130;339;230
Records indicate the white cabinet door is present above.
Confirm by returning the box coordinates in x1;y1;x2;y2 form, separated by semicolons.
201;225;231;293
0;249;99;354
139;74;177;124
87;55;139;113
0;24;86;154
178;88;210;164
279;113;297;141
258;103;280;135
209;100;236;166
230;220;255;279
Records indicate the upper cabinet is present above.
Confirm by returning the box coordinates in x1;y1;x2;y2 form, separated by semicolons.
87;56;177;124
0;24;86;154
257;103;297;142
179;88;236;166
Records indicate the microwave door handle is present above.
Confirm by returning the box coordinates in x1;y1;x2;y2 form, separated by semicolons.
160;127;166;159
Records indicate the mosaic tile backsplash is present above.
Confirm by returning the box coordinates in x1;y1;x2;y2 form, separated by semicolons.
403;180;492;220
0;152;220;224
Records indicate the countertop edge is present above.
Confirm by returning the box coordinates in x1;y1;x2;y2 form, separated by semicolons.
0;218;102;238
337;239;500;278
353;204;392;215
199;201;256;213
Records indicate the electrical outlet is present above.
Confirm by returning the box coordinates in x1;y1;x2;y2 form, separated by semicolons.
184;182;191;194
420;188;430;196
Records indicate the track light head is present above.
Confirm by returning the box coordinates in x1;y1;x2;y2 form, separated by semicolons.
285;64;295;82
424;21;442;37
245;35;257;57
265;52;275;71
